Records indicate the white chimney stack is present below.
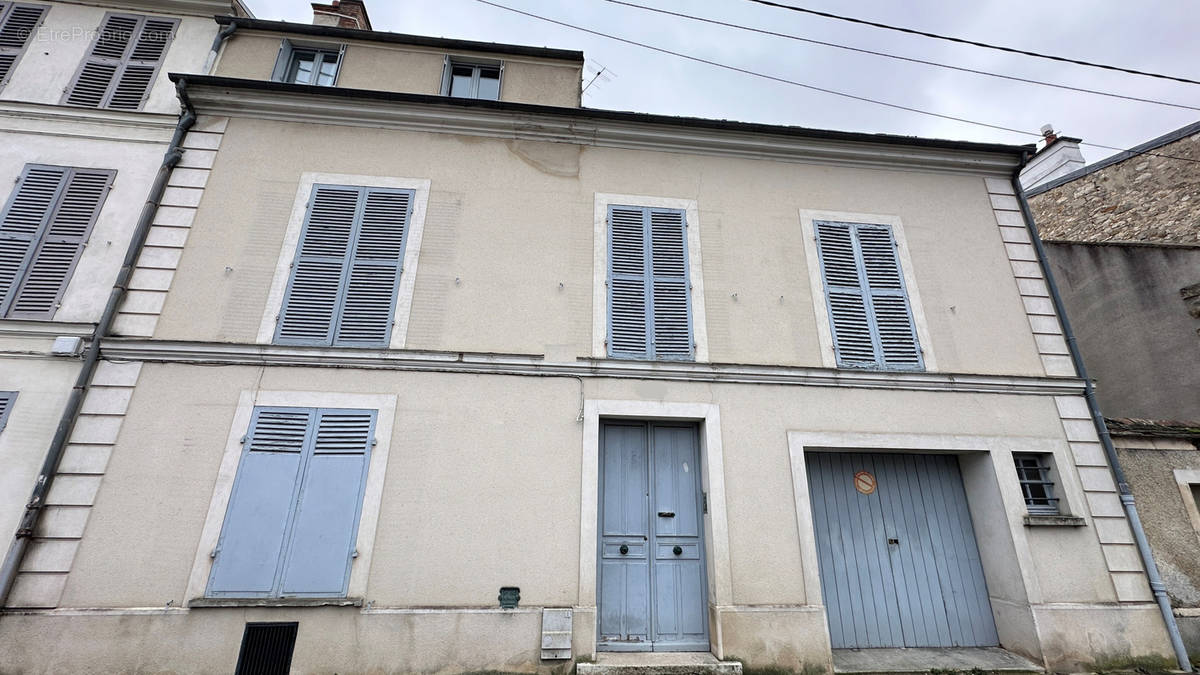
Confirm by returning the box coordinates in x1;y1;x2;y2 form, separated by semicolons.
1019;123;1086;190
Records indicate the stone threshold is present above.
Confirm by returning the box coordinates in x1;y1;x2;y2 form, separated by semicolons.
832;647;1043;674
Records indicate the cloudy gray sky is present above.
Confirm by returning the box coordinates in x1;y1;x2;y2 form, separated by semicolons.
248;0;1199;162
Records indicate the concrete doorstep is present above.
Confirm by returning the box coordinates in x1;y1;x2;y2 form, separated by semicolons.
576;652;743;675
832;647;1044;675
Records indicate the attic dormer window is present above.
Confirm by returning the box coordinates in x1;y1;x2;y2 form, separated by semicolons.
273;39;343;86
441;57;501;100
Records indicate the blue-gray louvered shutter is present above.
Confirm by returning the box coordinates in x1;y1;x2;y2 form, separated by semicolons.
278;409;374;596
334;189;411;346
276;186;359;345
856;225;922;368
814;221;922;370
276;185;411;347
206;408;311;597
0;391;15;432
0;165;114;318
648;209;692;359
607;206;692;360
64;13;177;110
0;4;48;90
607;206;648;357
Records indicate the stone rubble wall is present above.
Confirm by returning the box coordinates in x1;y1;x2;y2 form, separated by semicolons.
1029;131;1200;244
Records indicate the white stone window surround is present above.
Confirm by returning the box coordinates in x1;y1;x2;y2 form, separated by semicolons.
256;172;432;349
184;390;398;604
798;209;938;372
785;431;1087;611
1176;469;1200;540
577;400;732;653
591;193;710;362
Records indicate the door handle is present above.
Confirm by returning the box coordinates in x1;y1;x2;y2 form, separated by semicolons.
673;546;683;556
658;511;675;518
619;544;629;555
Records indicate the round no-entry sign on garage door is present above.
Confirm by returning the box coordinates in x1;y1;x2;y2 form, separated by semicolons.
854;470;876;495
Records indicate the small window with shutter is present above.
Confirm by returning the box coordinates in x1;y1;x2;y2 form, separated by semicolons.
0;164;115;319
62;12;178;110
607;205;692;361
0;391;15;433
206;407;376;599
274;184;413;347
0;3;48;92
271;39;343;86
814;220;923;371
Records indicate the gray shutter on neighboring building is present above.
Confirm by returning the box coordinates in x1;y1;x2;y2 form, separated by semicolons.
0;3;48;91
0;164;115;319
207;407;375;599
276;185;412;347
278;409;374;596
0;391;16;432
607;205;692;360
63;13;178;110
814;220;923;370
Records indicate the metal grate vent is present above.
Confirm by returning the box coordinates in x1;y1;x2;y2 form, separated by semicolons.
235;622;298;675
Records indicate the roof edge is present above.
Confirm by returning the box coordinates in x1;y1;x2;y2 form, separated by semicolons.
1044;239;1200;250
214;15;585;62
170;73;1032;160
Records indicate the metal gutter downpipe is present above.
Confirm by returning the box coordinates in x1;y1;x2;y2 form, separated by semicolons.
0;80;197;610
203;20;238;74
1011;165;1193;672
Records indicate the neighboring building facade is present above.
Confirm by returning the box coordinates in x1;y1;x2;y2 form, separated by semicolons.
0;6;1186;674
1028;122;1200;657
0;0;247;609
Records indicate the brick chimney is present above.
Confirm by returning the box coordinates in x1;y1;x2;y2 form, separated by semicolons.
311;0;372;30
1019;123;1086;191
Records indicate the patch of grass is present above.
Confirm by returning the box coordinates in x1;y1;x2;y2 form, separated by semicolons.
1085;653;1176;675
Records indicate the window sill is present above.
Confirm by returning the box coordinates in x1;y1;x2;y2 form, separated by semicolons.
1023;514;1086;527
188;596;363;608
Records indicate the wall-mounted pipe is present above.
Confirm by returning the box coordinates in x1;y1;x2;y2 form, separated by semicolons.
0;80;197;610
203;20;238;75
1011;166;1193;672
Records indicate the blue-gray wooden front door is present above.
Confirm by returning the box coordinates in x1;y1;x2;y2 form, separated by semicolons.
808;452;999;649
599;422;709;652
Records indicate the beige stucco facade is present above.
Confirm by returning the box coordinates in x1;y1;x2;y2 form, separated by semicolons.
0;10;1185;675
212;30;584;108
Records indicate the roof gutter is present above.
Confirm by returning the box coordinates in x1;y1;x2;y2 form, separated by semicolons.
0;80;197;610
1011;161;1193;672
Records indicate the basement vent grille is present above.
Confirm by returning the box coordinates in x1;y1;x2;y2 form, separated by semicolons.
235;622;298;675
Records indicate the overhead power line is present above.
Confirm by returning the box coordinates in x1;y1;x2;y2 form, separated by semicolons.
469;0;1200;165
600;0;1200;112
744;0;1200;86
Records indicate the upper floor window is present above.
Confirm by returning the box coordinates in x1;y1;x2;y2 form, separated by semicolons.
814;220;923;371
0;164;115;319
0;3;48;92
273;39;342;86
1013;452;1059;515
206;407;375;598
442;57;501;100
274;184;414;347
607;205;693;361
63;12;178;110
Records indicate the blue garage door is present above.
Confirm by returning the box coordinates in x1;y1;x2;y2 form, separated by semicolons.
808;452;999;648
